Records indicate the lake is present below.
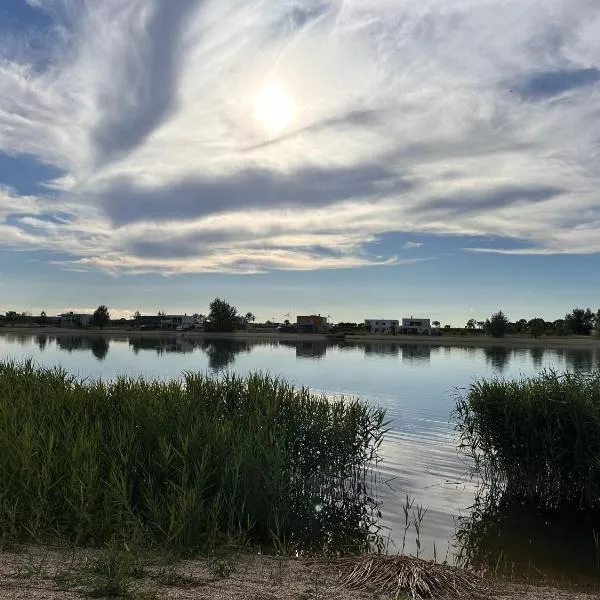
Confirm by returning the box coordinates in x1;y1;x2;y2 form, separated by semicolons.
2;332;600;577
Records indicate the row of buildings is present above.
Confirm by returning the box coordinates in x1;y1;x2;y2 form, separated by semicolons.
364;317;439;336
3;311;438;335
296;315;439;335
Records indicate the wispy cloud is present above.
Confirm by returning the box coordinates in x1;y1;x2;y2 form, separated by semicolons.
402;241;423;250
0;0;599;274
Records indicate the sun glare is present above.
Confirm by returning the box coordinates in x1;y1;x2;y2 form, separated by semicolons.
254;83;295;135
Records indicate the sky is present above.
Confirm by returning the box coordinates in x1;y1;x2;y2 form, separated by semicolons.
0;0;599;326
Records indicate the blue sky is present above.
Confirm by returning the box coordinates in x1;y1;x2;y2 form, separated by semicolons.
0;0;599;326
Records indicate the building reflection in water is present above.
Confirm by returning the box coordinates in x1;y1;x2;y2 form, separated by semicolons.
401;344;432;363
295;341;327;360
363;343;400;357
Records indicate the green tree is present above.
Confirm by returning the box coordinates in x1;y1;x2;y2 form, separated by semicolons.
444;324;451;329
486;310;509;338
92;305;110;328
245;312;256;324
432;320;440;328
38;310;47;325
552;319;567;336
565;307;595;335
206;298;240;332
514;318;528;333
528;317;546;338
466;319;476;330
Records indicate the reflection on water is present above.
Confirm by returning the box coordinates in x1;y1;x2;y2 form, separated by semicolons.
14;335;600;375
457;489;600;582
1;332;600;576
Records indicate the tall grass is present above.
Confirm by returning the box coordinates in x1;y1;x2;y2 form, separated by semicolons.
0;360;386;553
455;369;600;510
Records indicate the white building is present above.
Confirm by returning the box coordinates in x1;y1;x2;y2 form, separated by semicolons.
364;319;399;334
401;317;438;335
60;312;93;328
160;315;195;331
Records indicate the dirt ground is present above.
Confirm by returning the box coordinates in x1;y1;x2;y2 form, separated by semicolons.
0;546;599;600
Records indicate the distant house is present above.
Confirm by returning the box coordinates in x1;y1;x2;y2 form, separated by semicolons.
400;317;439;335
296;315;328;334
136;314;195;331
364;319;399;334
60;312;93;328
160;315;195;331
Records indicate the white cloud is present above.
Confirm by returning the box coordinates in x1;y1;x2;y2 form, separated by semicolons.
402;242;423;250
0;0;599;274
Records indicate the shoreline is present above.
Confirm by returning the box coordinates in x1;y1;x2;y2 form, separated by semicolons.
1;326;599;348
0;546;596;600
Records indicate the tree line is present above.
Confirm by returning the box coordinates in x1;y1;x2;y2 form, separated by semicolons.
472;308;600;338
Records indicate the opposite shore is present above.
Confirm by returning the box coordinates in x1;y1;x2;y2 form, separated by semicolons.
1;325;600;348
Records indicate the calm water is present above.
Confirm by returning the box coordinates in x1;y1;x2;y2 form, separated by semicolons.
2;333;600;572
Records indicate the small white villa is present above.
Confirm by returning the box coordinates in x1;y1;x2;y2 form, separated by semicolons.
364;319;399;334
401;317;439;335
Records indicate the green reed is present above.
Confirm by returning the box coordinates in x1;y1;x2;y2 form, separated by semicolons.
0;360;386;553
455;369;600;510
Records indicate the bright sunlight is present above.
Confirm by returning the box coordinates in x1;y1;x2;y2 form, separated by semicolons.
253;83;296;135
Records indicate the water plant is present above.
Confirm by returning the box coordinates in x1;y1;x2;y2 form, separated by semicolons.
454;369;600;510
0;360;386;554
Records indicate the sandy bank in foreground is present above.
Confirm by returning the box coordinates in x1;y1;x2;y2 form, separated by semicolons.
0;547;596;600
1;326;599;348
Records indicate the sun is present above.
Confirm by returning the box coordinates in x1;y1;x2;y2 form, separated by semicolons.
253;83;296;135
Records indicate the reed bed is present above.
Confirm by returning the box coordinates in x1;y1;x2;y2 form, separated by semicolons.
0;360;386;553
454;369;600;510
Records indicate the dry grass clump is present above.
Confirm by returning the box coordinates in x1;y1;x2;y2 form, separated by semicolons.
333;555;488;599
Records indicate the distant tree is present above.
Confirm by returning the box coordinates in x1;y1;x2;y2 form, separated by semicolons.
157;310;167;317
596;310;600;336
432;320;440;328
92;305;110;329
476;321;485;330
466;319;476;330
486;311;509;338
133;310;141;323
245;312;256;324
552;319;568;336
39;310;47;325
444;324;451;329
206;298;240;332
528;317;546;338
514;318;528;333
565;307;595;335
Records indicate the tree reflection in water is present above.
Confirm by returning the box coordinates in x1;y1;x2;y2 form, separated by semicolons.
201;339;251;371
455;485;600;582
90;337;110;361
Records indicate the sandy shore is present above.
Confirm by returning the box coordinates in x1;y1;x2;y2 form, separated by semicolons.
1;326;599;348
0;546;596;600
